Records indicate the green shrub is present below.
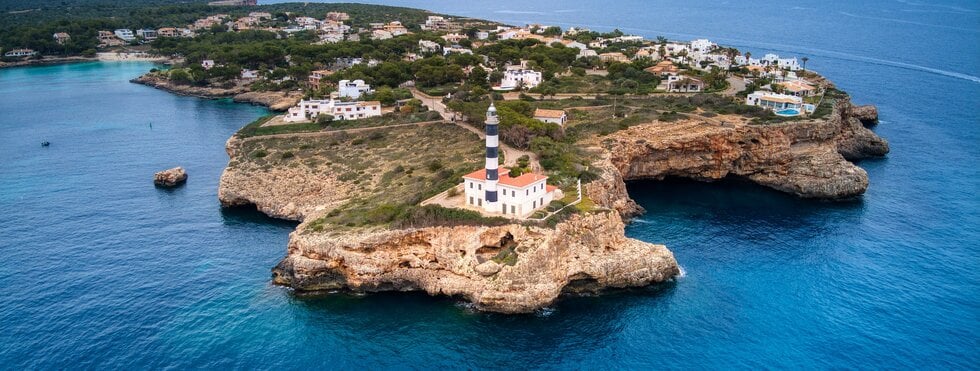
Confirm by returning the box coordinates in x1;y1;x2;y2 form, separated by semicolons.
251;149;268;158
281;151;294;159
427;160;443;171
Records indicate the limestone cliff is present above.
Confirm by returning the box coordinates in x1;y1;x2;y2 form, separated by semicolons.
599;99;888;199
273;211;678;313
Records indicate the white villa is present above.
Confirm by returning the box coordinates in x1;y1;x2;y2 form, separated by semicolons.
461;105;560;218
533;109;567;126
3;49;37;57
136;29;157;40
337;79;372;99
285;99;382;122
745;91;814;116
443;46;473;55
778;79;818;97
577;49;598;59
114;29;135;41
665;75;705;92
495;68;542;90
737;53;801;71
690;38;716;53
418;39;442;53
201;59;215;69
240;69;259;80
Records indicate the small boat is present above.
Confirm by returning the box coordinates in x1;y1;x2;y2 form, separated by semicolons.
41;141;50;147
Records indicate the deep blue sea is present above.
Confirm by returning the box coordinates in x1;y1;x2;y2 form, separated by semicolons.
2;0;978;368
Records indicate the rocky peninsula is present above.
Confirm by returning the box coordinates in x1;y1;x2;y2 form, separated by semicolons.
216;94;886;313
131;73;301;111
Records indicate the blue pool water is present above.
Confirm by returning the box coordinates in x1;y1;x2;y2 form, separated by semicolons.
775;108;801;116
2;0;979;368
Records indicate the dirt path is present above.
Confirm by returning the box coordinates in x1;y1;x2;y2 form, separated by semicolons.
723;76;747;96
410;89;540;170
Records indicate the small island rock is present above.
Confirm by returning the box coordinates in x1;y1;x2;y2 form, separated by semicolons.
154;166;187;187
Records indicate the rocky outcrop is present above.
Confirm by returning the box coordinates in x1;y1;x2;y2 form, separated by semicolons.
273;211;679;313
601;98;888;200
850;104;879;126
232;91;301;111
218;136;350;221
131;74;300;111
154;166;187;187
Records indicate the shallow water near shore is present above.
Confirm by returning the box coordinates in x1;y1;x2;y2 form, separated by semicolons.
2;0;979;368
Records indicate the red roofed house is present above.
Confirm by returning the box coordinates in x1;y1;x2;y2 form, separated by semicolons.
462;168;561;218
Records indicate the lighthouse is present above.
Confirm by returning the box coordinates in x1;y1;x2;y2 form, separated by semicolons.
484;103;499;213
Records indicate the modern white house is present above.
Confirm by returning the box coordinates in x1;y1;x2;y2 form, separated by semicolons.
577;49;598;59
690;38;716;52
443;46;473;55
495;68;542;90
461;104;560;218
201;59;215;69
418;39;442;53
533;108;567;126
745;91;814;116
240;69;259;80
665;75;705;92
114;29;135;41
738;53;801;71
136;29;157;41
284;99;382;122
3;49;37;57
337;79;372;99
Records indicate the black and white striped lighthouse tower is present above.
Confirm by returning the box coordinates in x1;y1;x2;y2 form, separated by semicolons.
484;103;499;212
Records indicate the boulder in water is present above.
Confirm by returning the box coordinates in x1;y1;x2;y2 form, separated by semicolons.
154;166;187;187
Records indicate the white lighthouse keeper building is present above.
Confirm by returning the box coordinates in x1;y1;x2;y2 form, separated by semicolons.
461;104;560;218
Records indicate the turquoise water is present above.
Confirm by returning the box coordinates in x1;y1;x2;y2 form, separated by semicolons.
775;108;800;116
2;0;979;368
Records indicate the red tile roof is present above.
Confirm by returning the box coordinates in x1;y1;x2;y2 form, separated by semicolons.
533;108;566;119
463;168;549;188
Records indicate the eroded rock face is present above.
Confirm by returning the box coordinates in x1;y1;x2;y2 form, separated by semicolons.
850;104;879;126
273;211;679;313
601;99;888;199
218;137;348;221
154;166;187;187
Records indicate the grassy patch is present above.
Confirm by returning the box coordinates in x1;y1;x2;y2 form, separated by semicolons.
231;124;498;232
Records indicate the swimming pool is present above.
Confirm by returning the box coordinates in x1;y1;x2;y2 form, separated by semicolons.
775;108;801;116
